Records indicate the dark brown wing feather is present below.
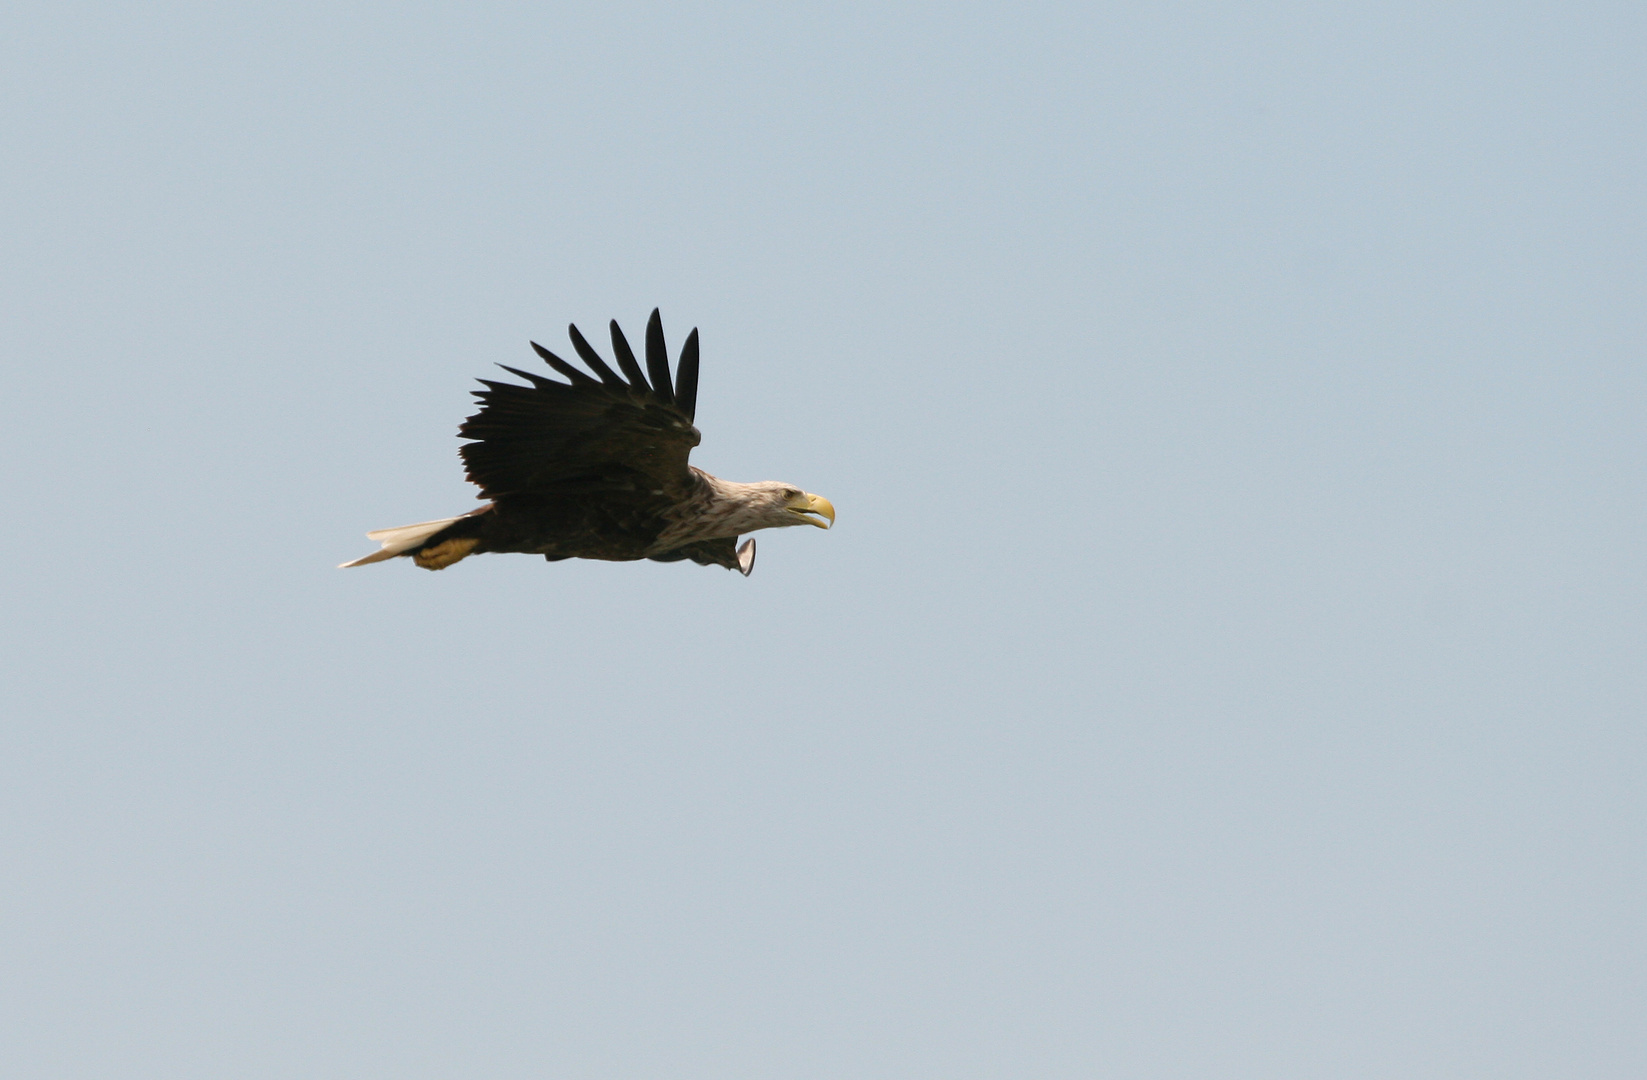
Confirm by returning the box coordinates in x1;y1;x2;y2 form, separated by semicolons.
648;537;739;569
459;312;702;501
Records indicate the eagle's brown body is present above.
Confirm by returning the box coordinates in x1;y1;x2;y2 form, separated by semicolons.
341;311;833;575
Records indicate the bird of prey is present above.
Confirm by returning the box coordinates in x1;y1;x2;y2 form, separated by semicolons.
340;310;834;576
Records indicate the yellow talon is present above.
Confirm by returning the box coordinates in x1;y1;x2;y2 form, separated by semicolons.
413;537;479;570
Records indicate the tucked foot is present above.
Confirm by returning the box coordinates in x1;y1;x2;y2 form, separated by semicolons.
413;537;479;570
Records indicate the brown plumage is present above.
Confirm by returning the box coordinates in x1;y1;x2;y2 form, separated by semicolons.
340;310;834;576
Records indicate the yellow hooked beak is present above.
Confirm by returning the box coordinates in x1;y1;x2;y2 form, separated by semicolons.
786;491;836;529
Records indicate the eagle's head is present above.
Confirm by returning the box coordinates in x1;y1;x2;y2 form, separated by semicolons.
744;481;836;531
697;476;835;536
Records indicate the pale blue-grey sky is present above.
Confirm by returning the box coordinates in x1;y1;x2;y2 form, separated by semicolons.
3;3;1643;1077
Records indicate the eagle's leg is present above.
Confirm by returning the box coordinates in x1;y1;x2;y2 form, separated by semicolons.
413;537;479;570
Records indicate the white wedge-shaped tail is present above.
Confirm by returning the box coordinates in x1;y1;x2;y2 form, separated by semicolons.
338;517;462;568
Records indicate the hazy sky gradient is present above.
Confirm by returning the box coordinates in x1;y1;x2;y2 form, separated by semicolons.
3;3;1644;1077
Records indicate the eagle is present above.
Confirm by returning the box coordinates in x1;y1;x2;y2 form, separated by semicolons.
340;310;834;576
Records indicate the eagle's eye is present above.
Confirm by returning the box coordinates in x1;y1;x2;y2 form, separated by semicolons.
782;488;799;499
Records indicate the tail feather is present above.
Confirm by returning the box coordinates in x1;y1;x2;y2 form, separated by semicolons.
339;516;462;568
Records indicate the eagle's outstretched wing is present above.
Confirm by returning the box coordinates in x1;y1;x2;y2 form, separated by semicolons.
457;309;703;500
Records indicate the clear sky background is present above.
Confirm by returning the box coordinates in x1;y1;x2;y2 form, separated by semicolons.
3;3;1643;1077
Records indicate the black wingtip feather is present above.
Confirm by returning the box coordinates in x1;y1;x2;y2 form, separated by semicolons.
645;309;674;404
608;320;649;391
566;324;627;388
676;328;700;421
530;341;598;386
495;363;560;390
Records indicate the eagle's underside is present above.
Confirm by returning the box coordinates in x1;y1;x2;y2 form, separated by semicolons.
405;487;749;572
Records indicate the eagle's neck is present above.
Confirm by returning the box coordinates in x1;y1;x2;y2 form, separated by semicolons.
651;469;775;550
